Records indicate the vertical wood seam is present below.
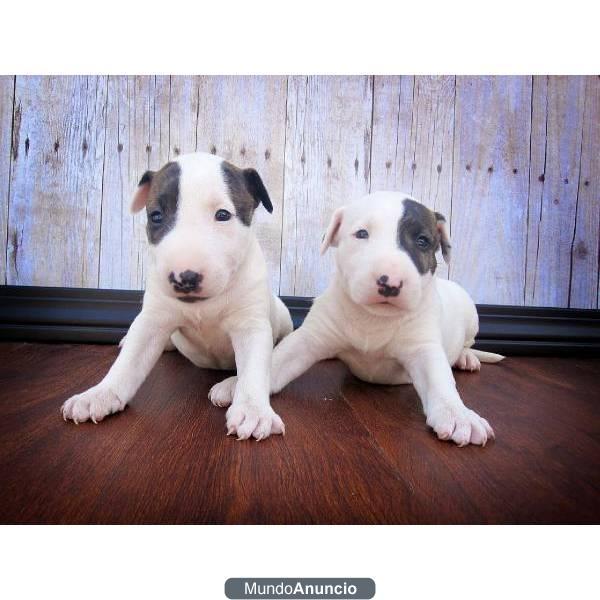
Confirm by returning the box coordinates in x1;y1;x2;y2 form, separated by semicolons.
277;76;290;295
3;75;16;284
531;76;550;304
96;77;109;288
447;75;457;280
128;78;134;281
429;98;439;203
409;78;418;194
367;76;375;193
392;79;402;181
447;75;458;280
292;76;309;296
80;76;90;287
167;76;172;160
567;78;588;307
524;75;534;304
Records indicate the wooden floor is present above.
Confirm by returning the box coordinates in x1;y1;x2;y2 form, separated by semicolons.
0;342;598;524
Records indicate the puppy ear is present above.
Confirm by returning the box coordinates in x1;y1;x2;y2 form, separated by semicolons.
243;168;273;214
320;207;345;255
130;170;155;214
435;211;451;264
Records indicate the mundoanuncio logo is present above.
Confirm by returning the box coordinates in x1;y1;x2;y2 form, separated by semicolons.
224;578;376;599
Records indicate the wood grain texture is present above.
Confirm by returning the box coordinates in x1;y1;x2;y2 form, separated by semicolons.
569;76;599;309
0;342;598;524
370;75;415;193
195;76;287;292
526;76;587;307
371;76;455;279
0;76;597;307
98;76;169;289
168;76;200;159
6;76;107;287
451;76;532;305
0;76;14;284
280;76;374;296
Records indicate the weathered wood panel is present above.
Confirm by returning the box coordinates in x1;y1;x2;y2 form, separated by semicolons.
370;75;415;192
0;76;14;284
195;76;287;291
451;76;532;305
0;75;597;308
168;76;200;160
569;76;599;309
371;76;455;280
280;76;373;296
526;76;587;307
6;76;107;287
98;76;169;289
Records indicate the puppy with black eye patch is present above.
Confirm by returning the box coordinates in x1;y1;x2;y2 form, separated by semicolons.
62;152;293;441
210;192;504;447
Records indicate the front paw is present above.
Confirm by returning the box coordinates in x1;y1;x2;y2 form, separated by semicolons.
61;385;124;424
426;403;494;446
225;402;285;441
208;376;237;408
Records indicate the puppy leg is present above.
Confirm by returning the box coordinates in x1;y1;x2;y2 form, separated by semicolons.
120;329;175;352
270;326;340;394
404;344;494;446
272;295;294;343
225;323;284;441
210;321;339;407
62;311;175;423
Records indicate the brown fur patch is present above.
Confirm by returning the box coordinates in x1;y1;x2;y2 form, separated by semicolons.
397;199;442;274
145;162;181;245
221;161;273;226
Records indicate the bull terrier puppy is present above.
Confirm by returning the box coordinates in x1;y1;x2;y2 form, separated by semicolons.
62;152;293;440
210;192;503;446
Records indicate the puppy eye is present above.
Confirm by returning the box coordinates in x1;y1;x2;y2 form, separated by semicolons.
150;210;163;224
215;209;232;222
416;234;431;249
355;229;369;239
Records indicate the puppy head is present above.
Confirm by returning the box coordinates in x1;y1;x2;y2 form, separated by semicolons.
321;192;450;315
132;152;272;302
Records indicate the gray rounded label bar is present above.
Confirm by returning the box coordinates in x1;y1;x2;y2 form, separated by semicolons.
224;578;375;599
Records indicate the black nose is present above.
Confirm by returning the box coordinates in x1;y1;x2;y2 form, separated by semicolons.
169;270;203;294
377;275;403;297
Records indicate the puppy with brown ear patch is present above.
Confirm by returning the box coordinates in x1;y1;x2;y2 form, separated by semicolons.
62;152;293;440
210;192;503;447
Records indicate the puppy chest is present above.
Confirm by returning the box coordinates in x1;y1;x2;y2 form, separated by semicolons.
179;323;233;358
340;320;398;354
339;350;409;385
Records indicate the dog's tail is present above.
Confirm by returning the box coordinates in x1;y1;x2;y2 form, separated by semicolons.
471;349;505;363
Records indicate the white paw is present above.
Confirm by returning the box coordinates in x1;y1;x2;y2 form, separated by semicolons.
61;385;124;424
225;402;285;441
426;403;494;446
208;376;237;408
454;348;481;372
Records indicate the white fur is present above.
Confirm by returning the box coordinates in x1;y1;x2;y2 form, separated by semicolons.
62;152;293;440
213;192;504;446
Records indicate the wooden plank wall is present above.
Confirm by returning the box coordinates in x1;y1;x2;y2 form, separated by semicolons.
1;75;598;308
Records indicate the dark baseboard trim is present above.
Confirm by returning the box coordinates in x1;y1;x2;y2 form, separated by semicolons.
0;285;599;355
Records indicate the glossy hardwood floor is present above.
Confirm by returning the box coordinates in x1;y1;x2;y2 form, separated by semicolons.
0;342;598;524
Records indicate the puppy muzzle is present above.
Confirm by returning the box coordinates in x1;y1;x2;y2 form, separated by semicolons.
168;270;203;294
376;275;403;298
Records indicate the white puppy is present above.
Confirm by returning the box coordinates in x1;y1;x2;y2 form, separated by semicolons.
62;152;293;440
210;192;504;446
